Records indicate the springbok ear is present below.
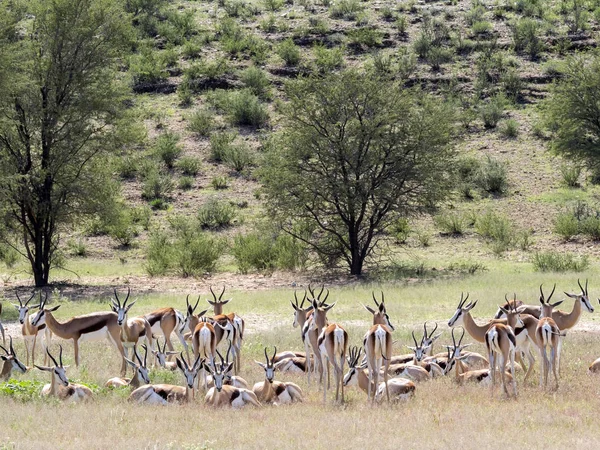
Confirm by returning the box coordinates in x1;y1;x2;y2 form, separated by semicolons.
197;309;208;318
498;305;508;315
175;357;186;372
0;355;8;361
467;300;478;311
362;303;376;315
225;362;234;373
125;358;137;368
125;301;137;312
34;365;52;372
431;333;443;342
222;299;231;305
290;300;299;311
206;300;217;306
166;351;179;356
564;292;578;299
48;305;61;312
273;359;289;371
406;346;416;351
324;302;337;312
551;300;564;308
254;361;267;369
12;304;19;310
110;305;117;313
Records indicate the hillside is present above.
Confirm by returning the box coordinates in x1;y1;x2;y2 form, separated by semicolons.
2;0;600;288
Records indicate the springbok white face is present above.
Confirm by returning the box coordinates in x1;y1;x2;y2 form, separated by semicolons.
255;347;279;383
35;345;69;386
153;338;178;368
30;301;60;327
125;345;150;385
110;288;137;326
176;354;203;389
421;321;442;350
406;330;430;362
565;279;594;313
0;337;27;374
445;327;471;360
290;290;311;328
13;291;39;325
363;291;395;331
448;293;477;327
539;284;563;318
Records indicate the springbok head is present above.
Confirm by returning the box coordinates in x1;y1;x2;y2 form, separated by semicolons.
30;294;60;327
421;321;442;350
497;296;525;329
290;290;311;328
362;291;394;331
35;345;69;386
539;284;562;318
152;338;178;368
111;287;136;327
205;351;233;392
448;292;478;327
565;279;594;313
255;346;289;383
176;353;203;389
0;336;27;375
494;293;524;319
183;294;208;332
125;345;150;385
13;290;39;325
343;346;365;387
207;286;231;315
407;330;431;362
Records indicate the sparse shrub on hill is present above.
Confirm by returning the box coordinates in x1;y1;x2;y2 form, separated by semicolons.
186;109;214;137
197;198;236;229
240;66;271;99
434;211;468;236
153;132;182;169
511;18;543;59
277;39;301;66
532;251;589;272
176;156;202;176
224;89;269;128
232;230;308;273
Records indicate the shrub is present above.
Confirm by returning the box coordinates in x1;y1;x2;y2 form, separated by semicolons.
211;175;229;190
177;84;193;107
554;213;579;240
226;89;269;128
471;20;492;35
475;210;515;254
232;232;278;273
263;0;284;11
153;133;182;168
313;45;344;72
512;18;543;59
197;198;236;229
186;109;214;136
329;0;363;20
532;251;589;272
240;66;270;99
434;211;467;235
176;156;202;176
131;206;152;231
500;119;519;138
348;28;384;48
178;176;194;190
479;94;505;129
67;239;87;257
501;70;522;101
145;229;174;276
274;233;308;270
277;39;301;66
210;132;237;163
427;46;453;71
223;142;255;172
174;232;225;277
116;155;140;180
560;163;582;187
395;15;408;34
390;218;411;243
580;216;600;240
129;48;168;88
141;170;174;202
413;31;433;58
476;156;509;196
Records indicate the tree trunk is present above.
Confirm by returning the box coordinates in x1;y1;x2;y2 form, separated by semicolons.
31;231;50;287
348;228;364;276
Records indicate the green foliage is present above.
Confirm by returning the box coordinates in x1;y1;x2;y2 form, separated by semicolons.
313;45;345;72
552;202;600;240
108;209;139;247
141;169;174;203
500;119;519;138
479;94;505;129
554;213;579;240
240;66;271;99
178;176;194;190
277;39;301;66
390;218;411;243
223;142;255;172
129;47;168;87
210;132;237;163
176;156;202;176
434;211;467;235
67;239;87;257
330;0;363;20
186;109;214;137
348;28;384;48
0;379;46;401
197;198;236;230
512;18;543;59
211;176;230;190
532;251;589;272
477;156;509;196
232;230;307;273
153;133;182;168
223;89;269;128
560;163;582;188
475;210;515;255
183;59;231;93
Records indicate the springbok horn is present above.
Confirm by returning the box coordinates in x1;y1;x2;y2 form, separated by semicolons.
264;346;269;365
59;345;64;367
123;287;131;308
578;279;584;293
412;330;418;347
547;283;556;302
46;347;58;367
113;288;121;308
219;286;225;301
372;291;379;307
210;286;217;301
15;290;23;307
9;336;15;355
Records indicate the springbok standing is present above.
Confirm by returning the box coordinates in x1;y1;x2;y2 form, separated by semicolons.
318;320;348;403
536;284;563;390
290;290;317;378
142;304;188;361
362;291;393;402
303;287;334;386
207;286;245;373
14;291;51;366
31;294;127;376
0;302;4;346
0;336;27;380
485;316;520;397
110;288;153;365
35;346;93;402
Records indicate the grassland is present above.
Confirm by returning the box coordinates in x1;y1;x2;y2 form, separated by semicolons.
2;273;600;449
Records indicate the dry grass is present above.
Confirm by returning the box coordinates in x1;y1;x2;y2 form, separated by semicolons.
2;276;600;449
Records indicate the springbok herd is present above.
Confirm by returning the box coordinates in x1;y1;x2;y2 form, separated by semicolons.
0;281;599;406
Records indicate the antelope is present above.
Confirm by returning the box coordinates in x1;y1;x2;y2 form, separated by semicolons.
319;321;348;403
290;290;315;375
0;336;28;380
0;302;4;346
13;291;51;366
445;347;515;394
363;291;393;402
407;330;432;365
535;284;564;390
207;346;249;389
204;360;261;408
448;293;504;342
31;294;127;376
142;304;189;361
589;357;600;373
207;286;245;373
493;294;525;319
110;288;153;365
384;362;431;382
303;287;335;386
153;338;179;371
253;347;304;404
36;346;93;402
128;354;203;405
272;356;309;373
343;347;416;403
106;345;151;389
485;322;519;397
440;327;488;370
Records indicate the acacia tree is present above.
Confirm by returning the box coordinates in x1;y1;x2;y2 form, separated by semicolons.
261;70;456;276
544;53;600;176
0;0;131;286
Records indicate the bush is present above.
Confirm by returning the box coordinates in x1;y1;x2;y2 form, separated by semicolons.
479;95;505;129
153;133;182;168
197;198;236;229
427;46;453;71
475;210;514;254
560;163;582;187
240;66;271;99
67;239;87;257
131;206;152;231
129;48;168;88
145;229;173;276
176;156;202;176
554;213;579;240
580;216;600;240
476;156;509;196
225;89;269;128
223;142;255;172
390;218;411;243
274;233;308;270
186;109;214;136
232;232;278;274
141;170;174;202
434;211;467;235
500;119;519;138
512;18;543;59
210;132;237;163
277;39;301;66
532;251;589;272
211;175;229;190
329;0;363;20
313;45;345;72
178;176;194;190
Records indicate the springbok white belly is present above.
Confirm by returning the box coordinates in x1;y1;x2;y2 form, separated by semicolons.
277;389;292;404
78;327;109;343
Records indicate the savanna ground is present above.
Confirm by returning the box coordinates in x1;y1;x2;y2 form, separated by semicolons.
2;270;600;449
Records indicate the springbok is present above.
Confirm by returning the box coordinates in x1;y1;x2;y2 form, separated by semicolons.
35;346;93;402
152;338;179;371
207;346;249;390
493;294;525;319
445;347;515;394
14;291;51;366
440;327;488;370
0;336;28;380
485;320;519;397
142;304;188;361
31;294;127;376
253;347;304;404
303;288;335;386
343;347;416;402
0;302;5;346
204;360;261;408
106;345;151;389
110;288;153;365
363;291;393;402
207;286;245;373
128;354;203;405
536;284;564;390
421;321;443;356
